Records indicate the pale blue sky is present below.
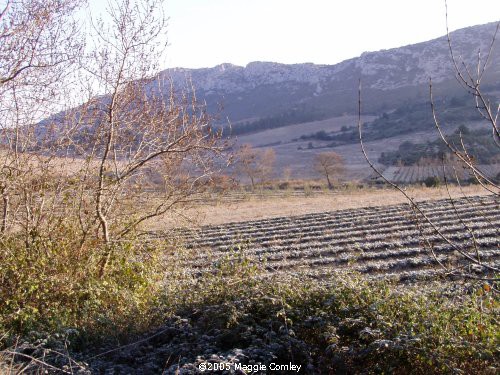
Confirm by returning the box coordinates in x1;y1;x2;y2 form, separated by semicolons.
87;0;500;69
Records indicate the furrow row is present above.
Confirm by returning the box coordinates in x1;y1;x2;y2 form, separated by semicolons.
186;217;500;255
163;195;499;281
181;200;499;245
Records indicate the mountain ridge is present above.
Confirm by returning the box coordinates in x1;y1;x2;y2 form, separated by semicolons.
160;21;499;124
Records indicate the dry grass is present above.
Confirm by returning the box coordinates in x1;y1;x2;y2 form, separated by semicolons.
0;149;107;177
147;184;492;230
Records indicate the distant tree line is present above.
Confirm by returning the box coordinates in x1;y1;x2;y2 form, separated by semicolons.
300;95;484;147
363;95;480;140
379;126;500;165
298;126;358;145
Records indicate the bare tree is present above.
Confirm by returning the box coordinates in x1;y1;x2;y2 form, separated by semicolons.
236;144;259;189
63;0;228;275
0;0;84;237
259;148;276;184
313;151;345;189
235;144;275;189
0;0;228;277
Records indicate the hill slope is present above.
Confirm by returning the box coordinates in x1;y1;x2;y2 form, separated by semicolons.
163;22;500;127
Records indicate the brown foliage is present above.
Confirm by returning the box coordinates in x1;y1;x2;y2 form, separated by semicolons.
313;151;345;189
235;144;275;188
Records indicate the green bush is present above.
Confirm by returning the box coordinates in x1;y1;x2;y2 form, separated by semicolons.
424;176;441;187
0;223;164;345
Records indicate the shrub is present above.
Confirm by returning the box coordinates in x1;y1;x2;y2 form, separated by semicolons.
0;223;164;345
278;181;290;190
424;176;441;187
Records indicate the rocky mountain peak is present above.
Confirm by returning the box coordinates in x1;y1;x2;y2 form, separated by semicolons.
156;22;500;122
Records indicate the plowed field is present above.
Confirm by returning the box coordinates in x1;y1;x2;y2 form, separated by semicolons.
169;195;499;282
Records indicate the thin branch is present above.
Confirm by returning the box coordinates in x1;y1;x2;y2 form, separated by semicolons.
358;79;499;276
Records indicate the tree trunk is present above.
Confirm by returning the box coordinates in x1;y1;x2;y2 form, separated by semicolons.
1;195;8;232
326;174;333;189
97;218;111;278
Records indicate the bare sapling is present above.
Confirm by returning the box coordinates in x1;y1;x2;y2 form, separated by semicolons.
313;151;345;189
0;0;84;240
70;0;227;276
235;144;275;189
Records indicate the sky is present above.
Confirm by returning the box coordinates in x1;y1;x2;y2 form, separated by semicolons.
87;0;500;69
